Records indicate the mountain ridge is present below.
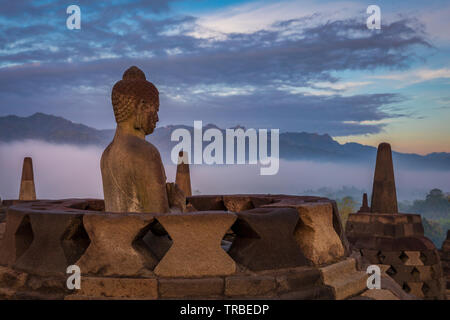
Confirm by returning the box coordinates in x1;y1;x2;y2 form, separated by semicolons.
0;113;449;170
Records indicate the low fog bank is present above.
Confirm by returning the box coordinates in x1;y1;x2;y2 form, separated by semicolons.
1;140;449;201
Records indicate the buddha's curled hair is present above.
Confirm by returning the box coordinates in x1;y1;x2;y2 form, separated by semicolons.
111;66;159;123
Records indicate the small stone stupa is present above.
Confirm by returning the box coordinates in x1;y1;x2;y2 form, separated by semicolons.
175;151;192;197
19;157;36;201
370;143;398;214
346;143;446;299
357;193;370;213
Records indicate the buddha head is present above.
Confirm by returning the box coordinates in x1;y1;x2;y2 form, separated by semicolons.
111;66;160;135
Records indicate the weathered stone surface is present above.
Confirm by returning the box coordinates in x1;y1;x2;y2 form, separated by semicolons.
403;251;424;265
361;289;399;300
166;182;187;213
0;265;28;291
0;210;32;266
370;143;398;213
225;275;276;297
228;207;310;271
440;230;450;290
19;157;36;201
346;213;424;239
76;213;156;277
278;286;334;300
403;281;425;298
223;195;254;212
187;195;226;211
158;278;224;298
261;195;350;256
75;277;158;299
175;151;192;197
14;213;87;275
154;212;237;277
294;202;345;265
0;222;5;240
320;258;368;300
443;230;450;252
275;268;322;293
101;66;170;214
24;274;68;297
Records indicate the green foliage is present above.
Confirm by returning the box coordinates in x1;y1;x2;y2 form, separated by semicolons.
336;196;358;228
402;188;450;247
423;218;445;248
408;188;450;219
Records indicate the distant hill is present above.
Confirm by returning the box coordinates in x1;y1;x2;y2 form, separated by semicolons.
0;113;449;170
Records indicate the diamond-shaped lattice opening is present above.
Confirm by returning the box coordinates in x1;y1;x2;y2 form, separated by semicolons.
422;283;430;295
14;215;34;260
419;252;427;264
402;283;411;293
61;218;91;265
410;267;420;277
399;251;409;263
377;251;386;263
386;265;397;276
133;220;172;270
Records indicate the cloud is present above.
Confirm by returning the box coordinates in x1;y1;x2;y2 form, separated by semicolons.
0;2;431;134
370;68;450;87
1;141;449;201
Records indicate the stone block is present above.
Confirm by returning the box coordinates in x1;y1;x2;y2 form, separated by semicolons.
154;212;237;277
278;286;334;300
0;265;28;290
275;268;322;293
225;275;276;297
0;222;5;240
14;213;87;275
76;277;158;299
0;210;32;267
228;207;310;271
223;195;254;212
158;278;224;298
187;195;226;211
76;212;156;277
361;289;399;300
293;202;345;265
403;251;424;266
320;258;367;300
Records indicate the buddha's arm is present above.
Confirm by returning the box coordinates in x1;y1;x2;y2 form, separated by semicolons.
133;146;170;213
166;182;186;212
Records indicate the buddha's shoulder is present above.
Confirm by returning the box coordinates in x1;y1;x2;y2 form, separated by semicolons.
103;136;162;161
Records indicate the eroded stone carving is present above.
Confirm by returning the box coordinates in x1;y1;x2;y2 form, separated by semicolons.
14;213;86;275
294;202;345;265
76;213;156;277
228;207;310;271
154;212;237;277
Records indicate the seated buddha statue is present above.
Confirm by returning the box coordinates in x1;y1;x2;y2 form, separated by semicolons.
101;66;185;213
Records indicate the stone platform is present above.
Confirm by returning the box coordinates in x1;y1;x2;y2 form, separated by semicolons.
0;195;392;300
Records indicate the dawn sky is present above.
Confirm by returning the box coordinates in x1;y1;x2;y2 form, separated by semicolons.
0;0;449;154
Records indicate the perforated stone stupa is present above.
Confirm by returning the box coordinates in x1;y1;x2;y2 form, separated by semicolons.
346;143;446;300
